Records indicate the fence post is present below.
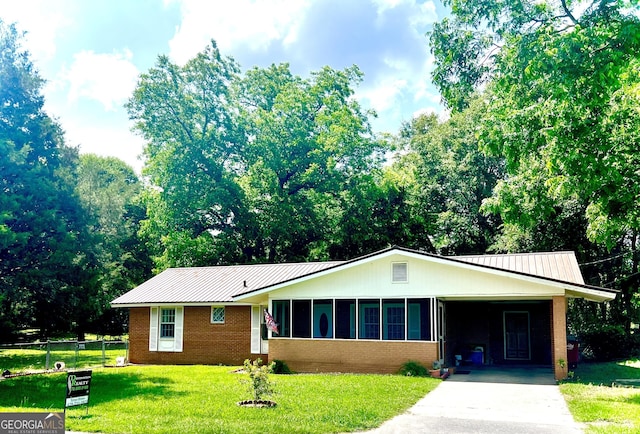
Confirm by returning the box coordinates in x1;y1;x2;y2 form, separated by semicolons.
45;341;50;370
102;340;106;367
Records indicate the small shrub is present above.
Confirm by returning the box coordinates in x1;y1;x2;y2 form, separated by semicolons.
242;358;275;401
398;360;428;377
271;359;292;374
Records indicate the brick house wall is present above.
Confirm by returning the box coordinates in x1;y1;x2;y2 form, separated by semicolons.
270;339;439;374
551;296;568;380
128;306;267;365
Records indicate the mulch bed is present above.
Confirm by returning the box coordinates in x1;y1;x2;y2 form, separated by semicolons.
237;400;277;408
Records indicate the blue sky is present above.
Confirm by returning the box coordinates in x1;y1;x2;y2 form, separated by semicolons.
2;0;447;173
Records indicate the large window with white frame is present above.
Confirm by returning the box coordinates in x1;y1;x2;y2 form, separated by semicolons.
160;308;176;338
149;306;184;352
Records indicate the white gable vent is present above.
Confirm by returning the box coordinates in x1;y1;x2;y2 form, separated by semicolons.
392;262;408;283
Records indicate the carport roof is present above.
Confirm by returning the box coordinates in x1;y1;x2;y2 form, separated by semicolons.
455;251;585;285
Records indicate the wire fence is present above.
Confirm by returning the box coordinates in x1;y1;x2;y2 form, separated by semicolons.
0;339;128;374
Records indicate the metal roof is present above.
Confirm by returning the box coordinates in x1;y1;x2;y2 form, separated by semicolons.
111;248;604;306
454;251;585;285
111;261;343;305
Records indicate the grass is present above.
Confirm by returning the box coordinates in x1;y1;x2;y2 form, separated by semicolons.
0;365;439;433
0;347;128;372
560;359;640;433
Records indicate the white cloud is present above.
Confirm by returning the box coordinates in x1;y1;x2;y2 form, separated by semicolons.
0;0;72;65
63;49;139;111
167;0;312;65
409;1;438;29
66;120;147;173
359;77;408;114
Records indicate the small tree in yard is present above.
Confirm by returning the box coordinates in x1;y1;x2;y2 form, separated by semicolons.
243;358;275;402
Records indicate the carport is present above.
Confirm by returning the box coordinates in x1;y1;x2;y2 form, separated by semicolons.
444;300;553;368
441;252;618;380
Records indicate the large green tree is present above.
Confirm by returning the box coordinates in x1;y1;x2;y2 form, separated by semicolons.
429;0;640;334
75;155;153;335
129;43;387;266
0;20;97;340
237;63;385;261
127;41;251;267
402;102;504;255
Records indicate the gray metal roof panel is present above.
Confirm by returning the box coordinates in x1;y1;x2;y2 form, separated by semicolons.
111;261;344;305
112;249;595;306
455;251;585;285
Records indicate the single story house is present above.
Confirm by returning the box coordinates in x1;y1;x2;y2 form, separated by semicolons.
111;246;617;380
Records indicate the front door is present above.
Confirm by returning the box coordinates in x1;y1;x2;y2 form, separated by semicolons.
251;305;269;354
504;311;530;360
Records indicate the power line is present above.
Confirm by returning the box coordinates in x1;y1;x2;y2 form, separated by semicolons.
579;249;638;267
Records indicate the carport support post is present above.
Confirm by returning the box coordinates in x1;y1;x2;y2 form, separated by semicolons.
551;296;568;380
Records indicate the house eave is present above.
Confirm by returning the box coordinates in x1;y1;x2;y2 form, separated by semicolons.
233;247;618;303
111;302;256;308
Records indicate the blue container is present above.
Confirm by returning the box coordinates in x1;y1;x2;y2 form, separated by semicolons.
471;350;483;366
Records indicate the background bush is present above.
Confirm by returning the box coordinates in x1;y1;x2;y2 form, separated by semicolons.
580;325;639;361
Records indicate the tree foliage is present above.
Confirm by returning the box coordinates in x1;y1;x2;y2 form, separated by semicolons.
0;20;97;341
237;63;385;261
76;155;153;335
402;102;504;255
127;42;248;267
430;0;640;332
128;43;387;266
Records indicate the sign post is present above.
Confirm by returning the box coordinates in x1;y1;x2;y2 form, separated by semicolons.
65;370;92;414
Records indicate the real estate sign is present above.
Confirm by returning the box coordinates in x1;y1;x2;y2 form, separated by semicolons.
65;370;92;408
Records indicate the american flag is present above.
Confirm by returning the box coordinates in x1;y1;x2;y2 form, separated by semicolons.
264;309;279;334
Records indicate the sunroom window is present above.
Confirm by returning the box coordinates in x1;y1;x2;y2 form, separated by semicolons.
335;299;356;339
313;300;333;338
272;300;290;337
383;299;405;340
358;299;380;339
292;300;311;338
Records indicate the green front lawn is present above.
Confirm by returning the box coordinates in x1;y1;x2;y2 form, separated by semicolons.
0;365;439;434
0;347;128;372
560;359;640;433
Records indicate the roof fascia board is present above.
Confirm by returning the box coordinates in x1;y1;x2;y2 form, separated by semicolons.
111;302;256;308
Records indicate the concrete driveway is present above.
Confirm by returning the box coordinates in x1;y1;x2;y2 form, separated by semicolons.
365;366;583;433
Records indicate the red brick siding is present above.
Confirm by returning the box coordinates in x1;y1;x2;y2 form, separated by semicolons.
270;339;438;374
128;306;266;365
551;296;568;380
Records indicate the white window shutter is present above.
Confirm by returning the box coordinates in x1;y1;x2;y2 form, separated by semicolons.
174;307;184;352
149;307;158;351
251;306;260;354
